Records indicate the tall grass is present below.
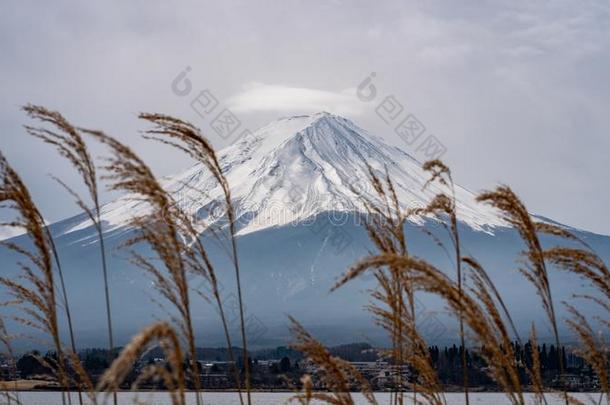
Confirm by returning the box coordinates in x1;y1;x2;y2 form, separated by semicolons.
138;112;250;405
538;228;610;404
81;127;205;405
333;253;524;404
478;186;570;404
297;162;609;405
0;153;72;405
0;107;608;405
344;165;411;405
289;316;378;405
420;159;469;404
0;317;21;405
22;104;115;405
97;322;185;405
526;324;547;405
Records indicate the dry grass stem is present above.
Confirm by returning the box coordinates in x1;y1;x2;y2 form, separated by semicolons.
477;186;568;404
83;128;202;405
289;317;378;405
23;104;116;404
97;322;185;405
139;112;248;404
0;153;71;404
527;325;547;405
421;159;469;405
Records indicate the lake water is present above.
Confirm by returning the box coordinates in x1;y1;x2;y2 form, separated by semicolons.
6;391;602;404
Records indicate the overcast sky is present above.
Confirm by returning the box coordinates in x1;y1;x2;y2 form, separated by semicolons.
1;0;609;235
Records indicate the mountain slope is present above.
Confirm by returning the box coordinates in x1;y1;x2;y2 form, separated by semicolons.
1;112;608;348
59;112;504;242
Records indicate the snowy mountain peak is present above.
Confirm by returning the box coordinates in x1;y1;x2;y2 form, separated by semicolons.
224;111;375;159
61;113;506;240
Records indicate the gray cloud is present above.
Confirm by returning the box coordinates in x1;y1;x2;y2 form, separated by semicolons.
227;82;363;115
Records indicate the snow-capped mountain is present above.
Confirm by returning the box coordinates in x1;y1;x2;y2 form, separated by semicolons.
61;112;504;242
2;113;608;349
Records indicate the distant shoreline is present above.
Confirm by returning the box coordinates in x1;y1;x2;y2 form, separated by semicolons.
1;381;603;394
